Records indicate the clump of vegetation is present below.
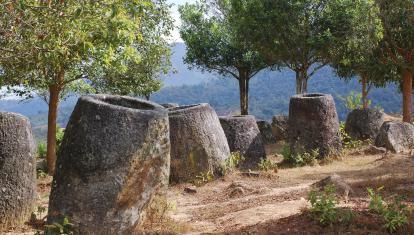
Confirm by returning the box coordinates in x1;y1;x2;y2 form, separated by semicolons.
193;171;215;186
308;185;355;226
43;215;73;235
221;152;245;175
340;91;370;111
258;158;278;172
368;187;411;233
282;145;319;167
142;196;190;234
339;122;364;149
37;142;47;159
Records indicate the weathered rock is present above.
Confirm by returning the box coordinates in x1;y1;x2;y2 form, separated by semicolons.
161;103;179;109
169;104;230;183
364;145;386;155
220;115;266;169
345;108;385;140
184;186;197;194
375;121;414;153
256;120;276;144
48;95;170;234
312;174;353;200
271;115;289;141
288;93;342;158
0;112;36;231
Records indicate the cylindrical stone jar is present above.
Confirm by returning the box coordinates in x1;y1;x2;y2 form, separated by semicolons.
47;95;170;234
288;93;342;158
0;112;36;232
169;104;230;183
220;115;266;169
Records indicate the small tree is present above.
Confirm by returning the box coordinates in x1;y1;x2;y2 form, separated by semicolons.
179;0;268;115
376;0;414;122
0;0;172;174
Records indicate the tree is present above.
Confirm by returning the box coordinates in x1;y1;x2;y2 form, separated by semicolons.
331;51;399;109
230;0;340;94
179;0;268;115
375;0;414;122
0;0;172;174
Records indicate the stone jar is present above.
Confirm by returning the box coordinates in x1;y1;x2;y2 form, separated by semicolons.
48;95;170;234
169;104;230;183
288;93;342;158
220;115;266;169
0;112;36;231
345;108;385;140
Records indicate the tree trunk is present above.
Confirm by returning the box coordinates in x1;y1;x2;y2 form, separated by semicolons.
402;69;413;123
238;72;249;115
361;76;369;109
295;71;302;94
296;70;308;94
46;84;60;175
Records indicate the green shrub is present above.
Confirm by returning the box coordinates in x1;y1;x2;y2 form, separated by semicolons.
56;125;65;153
37;142;47;159
44;215;73;235
308;184;355;226
282;145;318;167
368;187;410;233
339;122;363;149
258;158;278;172
193;171;214;186
340;91;370;111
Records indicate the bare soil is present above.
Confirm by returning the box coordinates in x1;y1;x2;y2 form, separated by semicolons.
5;142;414;234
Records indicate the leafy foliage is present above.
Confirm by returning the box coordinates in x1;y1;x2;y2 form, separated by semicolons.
221;152;245;174
44;216;74;235
339;122;364;149
282;145;319;167
308;185;355;226
368;187;410;233
257;158;278;172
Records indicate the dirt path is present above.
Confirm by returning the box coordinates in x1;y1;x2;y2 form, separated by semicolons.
161;144;414;234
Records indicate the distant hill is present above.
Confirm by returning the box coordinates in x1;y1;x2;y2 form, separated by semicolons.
152;66;402;121
0;43;404;140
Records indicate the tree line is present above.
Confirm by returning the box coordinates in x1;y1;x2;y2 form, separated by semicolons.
179;0;412;122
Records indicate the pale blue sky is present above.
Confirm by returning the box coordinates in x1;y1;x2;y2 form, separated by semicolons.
167;0;194;42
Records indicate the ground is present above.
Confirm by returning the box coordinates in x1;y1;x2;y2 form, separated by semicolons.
5;142;414;235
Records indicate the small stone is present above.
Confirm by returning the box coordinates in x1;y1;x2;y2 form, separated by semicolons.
184;186;197;194
364;145;386;155
229;187;245;198
312;173;353;200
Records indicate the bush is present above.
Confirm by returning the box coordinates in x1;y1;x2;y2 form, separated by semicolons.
37;142;47;159
258;158;278;172
282;145;318;167
368;187;410;233
308;185;355;226
339;122;363;149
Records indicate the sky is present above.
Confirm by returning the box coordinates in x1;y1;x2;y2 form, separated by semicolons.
167;0;194;42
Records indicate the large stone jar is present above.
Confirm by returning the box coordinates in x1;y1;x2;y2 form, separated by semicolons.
288;93;342;158
220;115;266;169
169;104;230;183
48;95;170;234
345;108;385;140
0;112;36;231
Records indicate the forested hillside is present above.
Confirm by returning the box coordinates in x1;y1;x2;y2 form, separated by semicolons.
153;66;402;121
